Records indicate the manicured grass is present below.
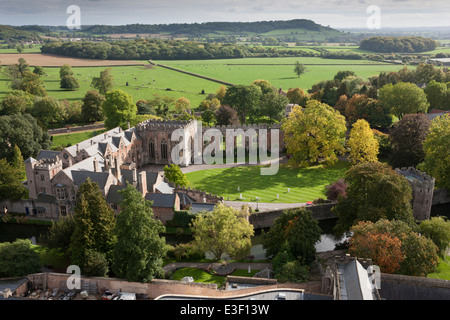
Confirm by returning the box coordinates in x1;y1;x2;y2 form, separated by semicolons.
171;267;261;285
186;161;350;203
51;129;107;150
172;267;225;285
427;255;450;280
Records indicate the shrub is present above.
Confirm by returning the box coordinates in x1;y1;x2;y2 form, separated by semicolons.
82;249;109;277
0;239;42;277
325;179;348;201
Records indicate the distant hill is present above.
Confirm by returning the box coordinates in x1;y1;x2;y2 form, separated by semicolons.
83;19;345;41
0;25;40;41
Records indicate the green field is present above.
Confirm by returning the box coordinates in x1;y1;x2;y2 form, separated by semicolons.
172;267;261;286
0;63;221;107
155;57;409;90
185;161;350;203
50;129;107;150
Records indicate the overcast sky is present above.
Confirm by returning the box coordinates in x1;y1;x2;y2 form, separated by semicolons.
1;0;450;29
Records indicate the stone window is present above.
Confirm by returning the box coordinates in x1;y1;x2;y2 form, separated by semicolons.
149;141;155;158
56;187;68;200
161;140;168;160
60;205;67;216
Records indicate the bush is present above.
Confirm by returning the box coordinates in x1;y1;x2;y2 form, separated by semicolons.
171;242;204;261
325;179;348;201
82;249;109;277
0;239;42;277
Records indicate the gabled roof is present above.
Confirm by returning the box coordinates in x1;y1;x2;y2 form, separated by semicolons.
106;184;127;204
71;171;111;190
145;193;176;208
36;150;60;161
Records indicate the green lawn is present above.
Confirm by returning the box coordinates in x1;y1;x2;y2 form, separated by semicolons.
427;255;450;280
172;267;261;286
186;161;350;203
50;129;107;150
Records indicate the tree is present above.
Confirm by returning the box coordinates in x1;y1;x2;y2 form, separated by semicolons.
102;89;137;129
293;61;306;78
31;96;67;126
112;184;166;282
0;158;27;202
33;66;46;76
215;104;239;126
81;90;105;123
164;164;189;187
333;162;415;235
11;144;25;180
286;87;308;106
0;239;42;278
419;114;450;190
325;179;348;201
175;97;191;114
379;82;429;119
70;178;116;275
0;94;28;115
91;68;114;95
424;80;448;110
349;222;404;274
419;216;450;257
60;74;80;91
262;207;321;265
0;114;51;161
252;79;273;94
259;91;289;122
222;84;262;123
17;71;47;96
346;119;379;165
41;215;75;252
349;219;439;277
59;64;73;78
389;113;431;168
191;203;254;260
282;101;347;167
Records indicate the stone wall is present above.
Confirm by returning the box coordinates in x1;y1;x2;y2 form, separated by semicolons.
432;188;450;205
380;273;450;300
249;203;337;229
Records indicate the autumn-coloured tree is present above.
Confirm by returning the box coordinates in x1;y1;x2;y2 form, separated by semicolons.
347;119;379;165
286;88;309;106
175;97;191;114
282;101;346;167
349;223;404;274
349;219;439;277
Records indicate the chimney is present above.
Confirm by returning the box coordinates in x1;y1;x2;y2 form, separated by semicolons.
127;121;131;129
114;157;121;180
138;171;147;196
104;133;108;139
132;168;137;185
76;144;79;153
93;157;98;172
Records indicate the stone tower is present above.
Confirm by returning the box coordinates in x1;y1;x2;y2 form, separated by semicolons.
395;167;435;221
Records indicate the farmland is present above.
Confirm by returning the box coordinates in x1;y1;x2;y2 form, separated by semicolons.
155;56;410;90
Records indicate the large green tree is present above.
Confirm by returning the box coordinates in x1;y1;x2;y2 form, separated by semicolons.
282;100;346;167
333;162;415;235
70;178;116;276
0;113;51;161
0;158;27;201
164;164;188;187
102;89;137;129
419;114;450;190
112;184;166;282
262;207;322;265
222;84;262;123
346;119;379;165
31;96;67;126
191;203;254;260
389;113;431;169
91;68;114;95
0;239;42;278
379;82;429;119
81;90;105;123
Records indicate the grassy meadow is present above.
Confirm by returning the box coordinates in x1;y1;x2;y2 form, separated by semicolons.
155;57;410;90
185;161;350;203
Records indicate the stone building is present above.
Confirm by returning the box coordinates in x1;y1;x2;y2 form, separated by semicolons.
395;167;435;221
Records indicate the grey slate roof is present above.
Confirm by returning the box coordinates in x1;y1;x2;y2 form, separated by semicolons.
155;181;174;194
190;203;216;213
36;150;60;161
36;193;58;204
71;171;110;189
106;184;127;204
145;193;176;208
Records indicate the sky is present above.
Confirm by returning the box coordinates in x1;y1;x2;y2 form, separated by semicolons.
1;0;450;29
